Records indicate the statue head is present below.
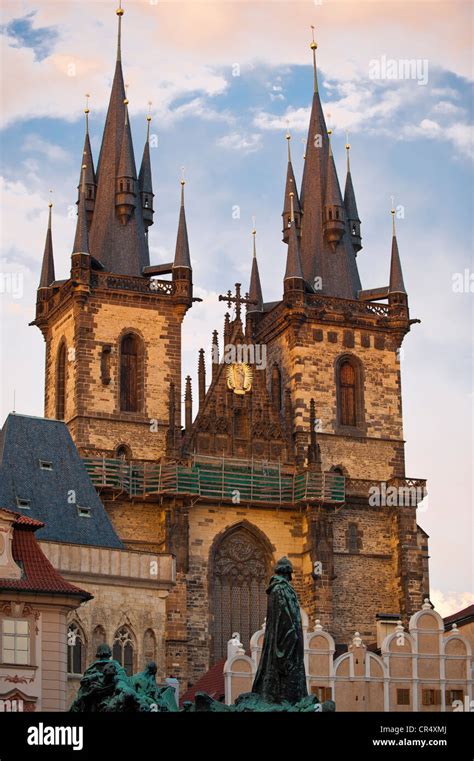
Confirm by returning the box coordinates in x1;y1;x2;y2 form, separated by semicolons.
274;556;293;580
96;643;112;661
145;661;157;676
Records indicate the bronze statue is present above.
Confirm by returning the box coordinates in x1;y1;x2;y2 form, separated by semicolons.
69;646;178;712
252;557;308;704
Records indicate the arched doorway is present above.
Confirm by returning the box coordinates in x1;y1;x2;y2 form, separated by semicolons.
209;523;273;664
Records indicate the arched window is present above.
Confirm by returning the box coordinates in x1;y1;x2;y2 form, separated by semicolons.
113;627;135;676
56;342;67;420
115;444;131;461
340;361;356;426
120;333;141;413
271;365;282;411
143;629;156;665
210;524;272;664
335;353;365;430
67;622;86;675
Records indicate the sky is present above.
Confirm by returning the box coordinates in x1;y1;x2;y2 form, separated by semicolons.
0;0;472;617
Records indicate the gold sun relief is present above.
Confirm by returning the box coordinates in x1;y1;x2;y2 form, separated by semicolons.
226;363;253;395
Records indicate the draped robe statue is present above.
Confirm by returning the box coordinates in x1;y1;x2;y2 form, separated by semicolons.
252;557;308;704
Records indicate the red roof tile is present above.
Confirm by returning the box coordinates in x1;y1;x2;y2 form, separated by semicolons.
0;521;91;599
180;658;226;705
444;604;474;625
1;507;44;528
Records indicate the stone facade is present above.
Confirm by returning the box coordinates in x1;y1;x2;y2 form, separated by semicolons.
39;541;175;706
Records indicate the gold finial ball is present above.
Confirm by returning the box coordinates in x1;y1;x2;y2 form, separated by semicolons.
328;128;333;136
82;164;87;170
146;114;152;122
289;191;294;197
48;202;53;208
310;41;317;50
84;107;90;115
124;98;129;105
181;179;185;186
345;143;350;150
116;7;124;16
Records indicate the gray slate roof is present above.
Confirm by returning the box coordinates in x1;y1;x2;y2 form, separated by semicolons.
0;414;122;549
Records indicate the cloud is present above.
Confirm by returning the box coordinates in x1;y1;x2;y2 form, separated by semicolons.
402;119;473;159
22;134;71;162
430;589;473;618
216;132;262;153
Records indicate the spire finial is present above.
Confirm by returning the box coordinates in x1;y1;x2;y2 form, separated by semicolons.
285;119;292;162
180;167;186;205
84;93;90;134
252;216;257;258
345;131;351;172
302;137;307;160
116;1;124;62
391;196;396;235
326;112;334;156
310;25;318;94
146;100;152;141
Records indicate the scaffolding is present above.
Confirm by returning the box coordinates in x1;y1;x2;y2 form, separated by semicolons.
82;454;345;505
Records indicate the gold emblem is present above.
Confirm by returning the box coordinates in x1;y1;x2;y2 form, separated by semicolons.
226;363;253;395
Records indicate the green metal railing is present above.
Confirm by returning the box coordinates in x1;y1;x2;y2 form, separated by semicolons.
82;455;345;506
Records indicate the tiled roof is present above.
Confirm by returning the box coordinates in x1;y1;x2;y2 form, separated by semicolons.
0;414;122;549
0;512;91;599
180;658;226;705
444;604;474;626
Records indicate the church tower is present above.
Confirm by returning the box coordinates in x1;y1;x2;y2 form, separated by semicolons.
250;31;428;641
32;6;193;460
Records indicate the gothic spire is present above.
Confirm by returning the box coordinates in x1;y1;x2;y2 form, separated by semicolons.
247;226;263;313
73;164;90;255
298;31;361;298
39;201;55;288
77;96;96;227
173;179;191;269
138;106;154;230
282;132;301;243
284;193;304;283
389;208;406;295
88;4;149;275
343;139;362;254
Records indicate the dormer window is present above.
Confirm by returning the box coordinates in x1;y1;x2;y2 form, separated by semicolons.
16;498;31;510
39;460;53;471
77;506;91;518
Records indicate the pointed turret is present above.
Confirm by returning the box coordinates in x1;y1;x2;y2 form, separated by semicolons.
343;140;362;255
88;4;149;275
73;164;90;255
77;97;96;228
198;349;206;407
138;109;154;231
298;29;361;298
39;202;55;288
247;227;263;313
282;133;301;243
185;375;193;432
115;98;137;225
173;179;191;270
389;208;407;297
323;130;346;253
284;193;304;294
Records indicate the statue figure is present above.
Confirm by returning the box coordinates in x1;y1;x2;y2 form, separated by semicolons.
130;661;178;712
70;644;133;712
252;557;307;704
70;649;179;712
